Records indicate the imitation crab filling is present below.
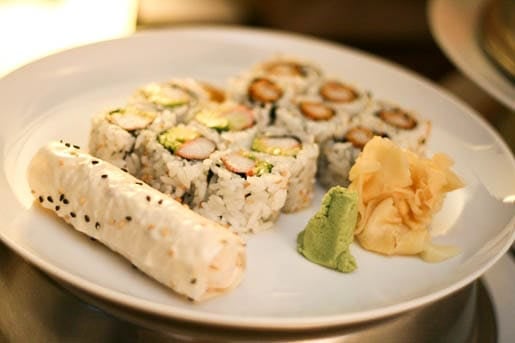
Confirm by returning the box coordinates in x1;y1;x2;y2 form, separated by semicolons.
195;105;255;132
158;126;215;160
221;152;273;177
251;135;302;157
376;107;418;130
107;106;156;131
248;78;283;103
319;81;358;103
141;83;193;108
264;61;305;77
299;101;335;121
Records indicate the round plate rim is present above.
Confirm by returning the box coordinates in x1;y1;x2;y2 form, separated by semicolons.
0;25;514;330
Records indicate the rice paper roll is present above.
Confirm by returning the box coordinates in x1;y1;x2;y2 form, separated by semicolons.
136;124;216;208
27;141;246;302
197;149;290;234
251;127;319;213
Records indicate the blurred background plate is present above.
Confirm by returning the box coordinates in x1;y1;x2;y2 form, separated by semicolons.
429;0;515;110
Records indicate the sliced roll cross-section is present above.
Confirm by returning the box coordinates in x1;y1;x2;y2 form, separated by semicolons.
197;149;290;234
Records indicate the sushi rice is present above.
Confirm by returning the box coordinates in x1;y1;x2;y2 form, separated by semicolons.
135;126;214;208
197;149;290;234
251;126;319;213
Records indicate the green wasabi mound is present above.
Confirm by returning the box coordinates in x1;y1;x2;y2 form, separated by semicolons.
297;186;358;273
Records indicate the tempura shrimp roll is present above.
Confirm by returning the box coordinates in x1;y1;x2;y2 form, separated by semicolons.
27;141;246;302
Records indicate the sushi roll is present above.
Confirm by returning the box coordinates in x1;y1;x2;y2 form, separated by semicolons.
274;96;350;143
310;78;371;116
129;79;225;124
89;102;177;175
317;126;389;188
28;141;245;302
251;127;319;213
228;57;323;125
353;100;431;153
136;124;216;207
197;149;290;234
188;101;267;150
253;56;323;95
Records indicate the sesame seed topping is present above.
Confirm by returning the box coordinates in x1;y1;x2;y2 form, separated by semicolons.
135;182;143;185
187;297;194;302
65;143;70;147
73;145;80;149
63;198;69;204
55;205;60;211
70;212;76;218
47;196;53;203
146;195;151;202
91;160;99;165
95;222;100;229
84;215;90;222
125;216;132;221
121;168;128;172
38;196;44;203
190;278;197;284
59;140;63;143
59;194;64;202
101;174;108;179
158;199;163;205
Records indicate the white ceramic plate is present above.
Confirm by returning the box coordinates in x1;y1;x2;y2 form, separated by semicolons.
429;0;515;110
0;27;514;330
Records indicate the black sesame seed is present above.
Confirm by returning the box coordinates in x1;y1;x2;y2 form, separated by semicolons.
73;145;80;149
125;216;132;221
135;182;143;185
47;196;53;203
187;297;194;302
65;143;70;147
95;222;100;229
70;212;76;218
146;195;151;202
190;278;197;284
38;196;44;203
55;205;60;211
59;194;65;202
84;215;90;222
91;160;99;165
63;198;69;205
101;174;108;179
158;199;163;205
121;168;128;172
90;237;96;242
59;139;63;143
